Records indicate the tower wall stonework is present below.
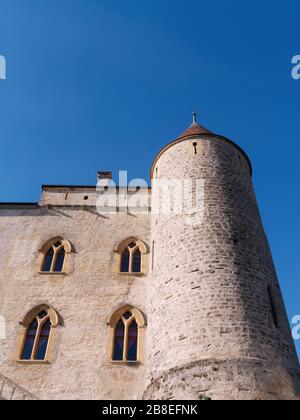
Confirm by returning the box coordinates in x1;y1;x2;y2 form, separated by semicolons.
145;135;300;400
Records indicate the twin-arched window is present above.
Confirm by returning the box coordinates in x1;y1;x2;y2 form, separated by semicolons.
115;238;148;275
43;241;65;272
39;237;72;274
108;305;146;363
17;304;61;363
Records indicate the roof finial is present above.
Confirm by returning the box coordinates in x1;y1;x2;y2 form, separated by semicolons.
192;110;197;125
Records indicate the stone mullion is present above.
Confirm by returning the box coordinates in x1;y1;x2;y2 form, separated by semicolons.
123;319;129;361
129;246;138;273
31;318;43;360
137;326;141;362
50;245;63;272
50;246;57;272
128;248;133;273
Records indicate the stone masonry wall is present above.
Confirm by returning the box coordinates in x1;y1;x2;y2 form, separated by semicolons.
0;203;150;400
0;134;299;400
145;135;300;400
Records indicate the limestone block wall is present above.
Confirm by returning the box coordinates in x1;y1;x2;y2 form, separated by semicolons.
145;135;300;400
0;205;150;400
41;187;151;212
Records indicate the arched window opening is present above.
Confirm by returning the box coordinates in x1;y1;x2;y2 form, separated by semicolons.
42;241;64;272
39;238;72;274
109;306;146;363
21;311;52;361
17;304;61;363
116;238;148;275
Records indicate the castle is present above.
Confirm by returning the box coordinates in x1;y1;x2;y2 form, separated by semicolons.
0;114;299;400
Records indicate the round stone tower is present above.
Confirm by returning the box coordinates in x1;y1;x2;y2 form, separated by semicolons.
145;114;300;400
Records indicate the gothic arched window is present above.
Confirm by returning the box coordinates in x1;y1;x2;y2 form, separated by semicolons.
39;237;72;274
115;238;148;275
17;304;61;363
108;305;146;363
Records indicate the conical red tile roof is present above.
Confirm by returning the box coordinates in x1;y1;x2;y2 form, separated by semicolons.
177;113;212;139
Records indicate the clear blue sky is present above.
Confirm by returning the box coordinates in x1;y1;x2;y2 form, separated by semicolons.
0;0;299;356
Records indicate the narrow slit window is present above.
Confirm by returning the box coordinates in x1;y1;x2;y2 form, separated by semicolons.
238;154;242;167
193;142;198;155
268;286;279;329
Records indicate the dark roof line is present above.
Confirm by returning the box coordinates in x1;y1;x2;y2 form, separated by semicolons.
0;202;39;209
42;185;96;189
42;185;152;190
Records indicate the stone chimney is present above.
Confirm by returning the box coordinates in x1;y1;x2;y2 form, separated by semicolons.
97;171;112;182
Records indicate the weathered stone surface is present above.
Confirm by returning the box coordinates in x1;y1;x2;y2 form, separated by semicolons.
0;208;150;400
146;135;300;400
0;132;299;400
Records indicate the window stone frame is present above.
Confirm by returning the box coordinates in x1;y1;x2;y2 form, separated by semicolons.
14;304;62;365
37;237;73;275
107;305;146;364
114;237;148;276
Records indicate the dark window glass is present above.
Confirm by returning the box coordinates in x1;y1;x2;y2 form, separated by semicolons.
54;241;62;248
123;312;132;320
35;319;51;360
121;249;130;273
128;242;136;249
21;320;38;360
113;320;125;361
54;248;65;272
132;249;141;273
43;248;54;272
38;311;48;319
127;320;138;361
